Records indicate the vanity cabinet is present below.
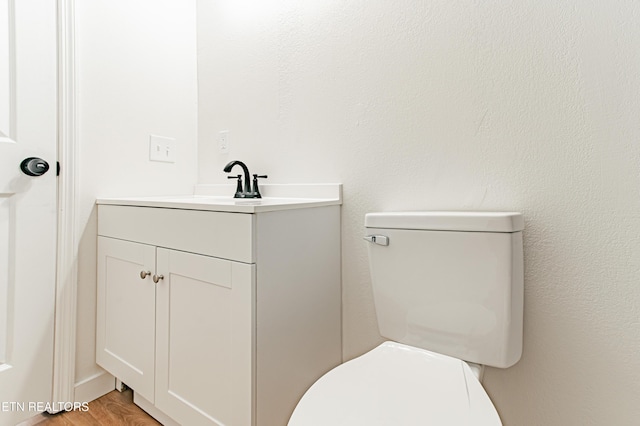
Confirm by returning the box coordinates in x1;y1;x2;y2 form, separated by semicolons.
96;201;341;426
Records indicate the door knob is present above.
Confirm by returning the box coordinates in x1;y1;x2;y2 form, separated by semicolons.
140;271;151;279
152;274;164;284
20;157;50;176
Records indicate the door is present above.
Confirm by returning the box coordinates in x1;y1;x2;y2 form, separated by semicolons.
0;1;58;424
96;237;156;403
155;248;254;426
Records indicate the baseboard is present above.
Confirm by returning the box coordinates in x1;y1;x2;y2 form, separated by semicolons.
73;371;116;403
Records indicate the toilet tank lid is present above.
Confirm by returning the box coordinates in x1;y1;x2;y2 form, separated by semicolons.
365;211;524;233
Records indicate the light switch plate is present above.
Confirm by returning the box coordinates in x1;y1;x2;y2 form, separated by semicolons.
149;135;176;163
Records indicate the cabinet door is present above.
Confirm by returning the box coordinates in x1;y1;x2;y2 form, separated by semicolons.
155;248;255;426
96;237;156;402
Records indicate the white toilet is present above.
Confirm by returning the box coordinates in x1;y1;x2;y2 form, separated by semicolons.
289;211;524;425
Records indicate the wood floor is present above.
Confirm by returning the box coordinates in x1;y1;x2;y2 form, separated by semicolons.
18;389;160;426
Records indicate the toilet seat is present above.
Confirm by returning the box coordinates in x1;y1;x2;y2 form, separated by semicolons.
289;341;502;426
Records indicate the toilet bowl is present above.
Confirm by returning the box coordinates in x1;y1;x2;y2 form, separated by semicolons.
289;341;501;425
289;212;524;425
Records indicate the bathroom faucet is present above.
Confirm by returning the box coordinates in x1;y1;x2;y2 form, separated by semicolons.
223;160;267;198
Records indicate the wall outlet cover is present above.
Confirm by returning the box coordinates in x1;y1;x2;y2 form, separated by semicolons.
218;130;230;154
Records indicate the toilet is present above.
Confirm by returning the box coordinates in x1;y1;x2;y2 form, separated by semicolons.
289;211;524;425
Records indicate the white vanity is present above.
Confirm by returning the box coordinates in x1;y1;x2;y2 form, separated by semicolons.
95;184;342;426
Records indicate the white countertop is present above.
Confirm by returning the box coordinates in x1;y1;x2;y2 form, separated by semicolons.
96;184;342;213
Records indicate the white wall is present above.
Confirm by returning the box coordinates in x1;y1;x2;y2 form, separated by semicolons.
74;1;198;393
197;1;640;424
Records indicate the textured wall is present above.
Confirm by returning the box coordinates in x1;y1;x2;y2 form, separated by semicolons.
74;1;198;389
197;1;640;424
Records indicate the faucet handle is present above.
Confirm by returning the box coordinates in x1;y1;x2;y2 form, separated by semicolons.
252;174;267;198
228;174;243;197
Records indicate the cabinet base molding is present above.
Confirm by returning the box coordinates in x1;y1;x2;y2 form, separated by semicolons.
74;371;115;404
134;393;180;426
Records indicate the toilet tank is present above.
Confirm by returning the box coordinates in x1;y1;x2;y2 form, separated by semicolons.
365;212;524;368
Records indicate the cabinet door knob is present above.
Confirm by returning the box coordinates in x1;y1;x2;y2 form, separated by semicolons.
152;274;164;284
140;270;151;279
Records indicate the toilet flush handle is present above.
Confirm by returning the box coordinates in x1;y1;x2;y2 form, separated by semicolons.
363;235;389;246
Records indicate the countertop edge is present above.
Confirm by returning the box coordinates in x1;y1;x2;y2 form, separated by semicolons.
95;197;342;213
95;184;343;213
